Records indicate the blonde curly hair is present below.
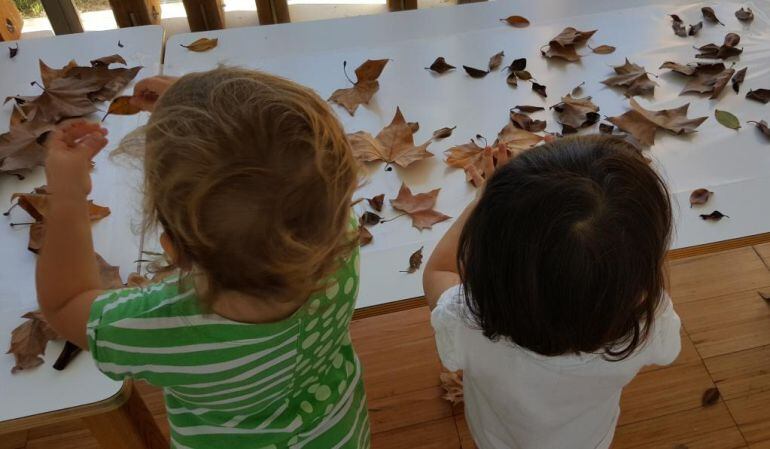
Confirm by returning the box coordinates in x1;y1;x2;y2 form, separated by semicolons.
143;66;358;306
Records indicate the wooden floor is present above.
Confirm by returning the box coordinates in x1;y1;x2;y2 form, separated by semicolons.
5;244;770;449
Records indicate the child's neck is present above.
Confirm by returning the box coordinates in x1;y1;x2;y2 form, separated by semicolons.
211;290;306;324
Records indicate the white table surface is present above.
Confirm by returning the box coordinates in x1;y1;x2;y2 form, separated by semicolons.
163;0;770;309
0;26;164;425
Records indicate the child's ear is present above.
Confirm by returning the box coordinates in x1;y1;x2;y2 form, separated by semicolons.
160;232;180;266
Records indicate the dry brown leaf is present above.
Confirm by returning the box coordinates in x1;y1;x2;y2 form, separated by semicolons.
90;54;126;67
432;126;456;139
390;183;450;230
701;7;724;25
700;211;729;221
607;98;707;146
96;253;123;289
358;226;373;246
541;27;597;62
746;89;770;104
732;67;747;93
552;94;600;133
735;7;754;21
659;61;699;76
0;121;53;173
695;33;743;59
689;188;713;207
495;123;544;154
401;246;424;273
463;65;489;78
348;107;433;168
510;110;547;133
367;194;385;212
681;67;735;99
748;120;770;140
532;82;547;98
440;370;464;404
329;59;389;115
591;45;616;54
514;105;545;113
671;15;688;37
701;387;721;406
508;58;527;72
689;22;703;36
488;51;505;71
501;16;530;28
181;37;218;52
6;311;60;373
602;59;657;96
103;95;142;120
426;57;455;74
360;211;382;227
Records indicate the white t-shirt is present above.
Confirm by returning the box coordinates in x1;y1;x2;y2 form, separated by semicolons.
431;285;681;449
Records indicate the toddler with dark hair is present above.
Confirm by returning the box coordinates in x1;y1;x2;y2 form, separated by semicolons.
423;135;681;449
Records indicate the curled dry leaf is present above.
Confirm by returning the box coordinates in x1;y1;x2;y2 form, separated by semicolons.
735;7;754;21
607;98;707;147
671;14;687;37
695;33;742;59
401;246;424;274
488;51;505;71
552;94;600;134
748;120;770;140
440;370;464;404
103;95;142;120
701;387;721;406
52;341;82;371
510;110;547;133
90;54;126;67
715;109;741;130
463;65;489;78
426;57;455;74
689;188;713;207
359;226;373;246
602;59;657;97
514;105;545;113
661;61;733;99
181;37;219;52
501;15;530;28
432;126;456;139
746;89;770;104
591;45;616;54
348;107;433;168
9;44;18;59
329;59;389;116
688;21;703;36
390;184;450;230
6;311;59;373
532;82;547;98
700;211;729;221
508;58;527;72
514;70;532;81
541;27;598;62
701;7;724;25
367;194;385;212
360;211;382;226
732;67;747;93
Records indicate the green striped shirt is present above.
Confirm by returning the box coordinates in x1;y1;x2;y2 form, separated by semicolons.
87;248;369;449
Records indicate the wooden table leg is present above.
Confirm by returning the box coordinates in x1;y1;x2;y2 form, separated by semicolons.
256;0;290;25
83;382;167;449
183;0;226;31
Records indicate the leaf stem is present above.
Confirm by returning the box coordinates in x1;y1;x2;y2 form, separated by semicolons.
380;213;407;224
342;60;355;85
10;222;34;227
3;202;18;216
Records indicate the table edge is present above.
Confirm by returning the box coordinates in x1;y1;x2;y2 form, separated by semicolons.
0;380;132;434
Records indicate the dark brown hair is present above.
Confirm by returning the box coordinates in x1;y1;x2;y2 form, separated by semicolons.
457;135;672;360
143;67;358;306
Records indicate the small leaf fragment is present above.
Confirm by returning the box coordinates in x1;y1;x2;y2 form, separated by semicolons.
426;57;456;74
514;105;545;113
732;67;747;93
701;387;721;406
506;72;518;87
688;21;703;36
181;37;219;52
508;58;526;72
715;110;741;130
735;7;753;21
532;82;547;98
367;194;385;212
700;211;729;221
359;226;373;246
488;51;505;71
689;188;713;207
402;247;424;274
9;44;18;59
432;126;456;139
501;15;530;28
463;65;489;78
748;120;770;140
701;7;724;25
360;211;382;227
592;45;616;54
671;15;687;37
746;89;770;104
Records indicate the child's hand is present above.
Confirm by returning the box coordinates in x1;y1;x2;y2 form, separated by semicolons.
129;76;178;112
44;120;108;199
466;144;510;192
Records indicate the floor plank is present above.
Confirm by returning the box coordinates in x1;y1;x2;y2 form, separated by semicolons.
676;289;770;358
706;345;770;401
368;386;452;434
370;417;461;449
455;413;478;449
618;361;716;426
667;247;770;304
726;389;770;448
612;402;746;449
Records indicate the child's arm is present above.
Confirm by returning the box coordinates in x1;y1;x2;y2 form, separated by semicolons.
36;121;109;349
423;148;505;310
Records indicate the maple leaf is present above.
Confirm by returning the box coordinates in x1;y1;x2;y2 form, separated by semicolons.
680;65;734;99
348;107;433;168
390;183;450;230
602;59;657;96
607;98;707;146
551;94;600;133
494;123;544;153
6;311;60;373
541;27;597;62
0;120;54;173
328;59;389;116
